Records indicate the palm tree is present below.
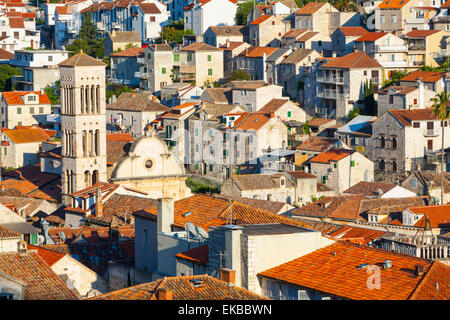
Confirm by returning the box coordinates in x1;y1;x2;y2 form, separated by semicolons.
431;92;450;204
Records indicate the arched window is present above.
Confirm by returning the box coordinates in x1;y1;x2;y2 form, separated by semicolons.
380;160;385;170
96;85;100;113
85;86;89;113
392;160;397;172
91;86;95;113
392;137;397;149
92;170;99;185
88;130;93;155
80;86;84;113
82;130;87;156
94;130;100;156
84;170;91;188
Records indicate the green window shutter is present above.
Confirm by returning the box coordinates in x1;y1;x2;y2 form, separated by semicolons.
17;107;22;114
30;233;37;245
207;55;211;61
350;160;355;167
162;67;166;74
209;164;213;171
4;147;6;155
334;163;337;168
174;54;179;62
147;53;150;59
195;164;199;170
287;111;292;117
288;140;291;146
322;177;326;184
223;150;228;156
195;128;199;136
288;127;291;132
208;68;212;76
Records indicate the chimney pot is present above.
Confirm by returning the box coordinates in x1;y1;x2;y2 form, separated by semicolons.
415;264;424;277
220;268;236;286
157;288;173;300
95;187;103;217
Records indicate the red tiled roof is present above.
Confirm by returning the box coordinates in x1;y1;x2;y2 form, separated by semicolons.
442;0;450;8
2;91;51;105
0;48;13;60
405;30;441;38
250;14;272;25
259;242;449;300
110;47;144;57
90;274;268;300
287;171;316;179
231;112;271;131
3;126;54;144
175;244;209;264
238;46;278;58
343;181;398;196
258;99;290;113
400;70;445;83
389;108;438;127
328;226;385;245
9;17;24;28
296;136;339;152
354;32;388;42
295;2;327;15
409;204;450;228
378;0;410;9
47;225;135;245
55;6;73;15
409;261;450;300
309;148;354;163
28;244;66;266
0;225;21;239
321;51;382;69
139;2;161;13
0;251;78;299
337;27;368;37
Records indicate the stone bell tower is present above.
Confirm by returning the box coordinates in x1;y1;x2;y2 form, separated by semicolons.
58;52;107;205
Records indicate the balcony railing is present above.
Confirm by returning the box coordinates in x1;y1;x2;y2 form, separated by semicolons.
375;45;407;52
316;73;344;84
134;71;149;79
408;44;426;51
408;60;425;67
423;129;439;137
317;89;346;99
432;15;450;23
379;60;408;68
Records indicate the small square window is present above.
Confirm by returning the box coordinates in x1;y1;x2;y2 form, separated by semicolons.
208;69;213;76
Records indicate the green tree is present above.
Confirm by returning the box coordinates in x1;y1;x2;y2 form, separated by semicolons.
66;39;90;57
157;26;194;44
349;106;360;120
363;79;377;115
67;12;104;58
382;70;408;88
228;69;251;81
431;92;450;204
235;0;254;25
44;81;60;105
0;64;22;92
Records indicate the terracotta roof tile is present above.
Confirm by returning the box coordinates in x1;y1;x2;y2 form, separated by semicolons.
295;31;319;42
296;136;339;152
258;99;289;113
295;2;327;15
389;108;438;127
175;244;209;264
250;14;273;25
58;52;106;67
337;27;369;37
90;274;268;300
2;91;51;105
28;244;65;266
208;26;244;36
238;46;278;58
287;171;316;179
3;126;53;144
378;0;410;9
409;261;450;300
409;204;450;228
321;51;382;69
139;2;161;13
0;225;21;239
309;148;354;163
354;32;388;42
0;48;14;60
405;30;441;38
328;226;385;245
231;112;271;131
0;251;78;299
181;42;220;51
8;17;24;28
259;242;447;300
343;181;398;196
400;70;445;83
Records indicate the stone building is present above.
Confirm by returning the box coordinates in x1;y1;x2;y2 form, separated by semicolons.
104;31;141;57
58;53;107;205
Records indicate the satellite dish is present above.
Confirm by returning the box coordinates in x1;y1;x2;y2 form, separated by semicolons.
185;222;198;240
195;226;209;241
38;235;45;245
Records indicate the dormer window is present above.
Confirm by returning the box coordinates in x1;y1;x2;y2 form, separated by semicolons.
28;95;36;102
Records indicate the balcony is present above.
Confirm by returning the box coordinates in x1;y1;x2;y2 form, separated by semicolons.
408;60;425;67
434;49;450;59
375;45;407;52
379;60;408;68
405;17;427;24
316;73;344;84
317;89;347;99
408;44;426;51
432;15;450;23
423;129;439;137
134;71;149;79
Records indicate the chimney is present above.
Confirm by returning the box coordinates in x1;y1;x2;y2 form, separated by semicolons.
157;198;174;233
95;187;103;217
417;78;424;109
414;265;424;277
40;89;44;96
226;39;230;48
157;287;173;300
17;240;27;254
268;112;275;118
220;268;236;286
223;225;243;287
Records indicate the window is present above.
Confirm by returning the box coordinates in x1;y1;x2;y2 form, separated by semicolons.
39;107;44;114
150;16;155;22
161;67;166;74
412;177;417;187
195;128;199;136
195;144;199;152
30;107;35;114
381;15;385;23
174;54;179;62
48;56;53;62
389;95;394;104
187;53;193;61
287;111;292;117
413;122;420;128
17;107;22;114
208;69;213;76
207;55;211;61
380;136;385;148
392;15;397;23
392;137;397;149
392;160;397;172
209;164;213;172
28;95;36;101
223;150;228;157
350;160;355;167
380;160;385;170
3;147;6;155
414;98;417;105
427;139;433;150
143;229;148;245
